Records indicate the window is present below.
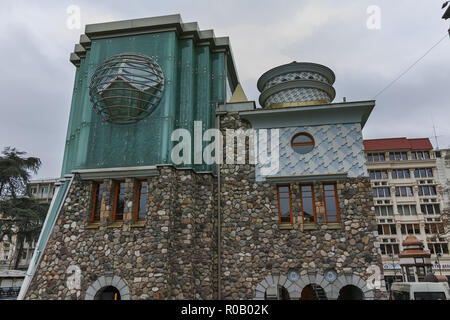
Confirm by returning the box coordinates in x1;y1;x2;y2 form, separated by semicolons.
91;182;104;223
411;151;430;160
323;184;340;223
391;169;410;179
277;185;292;224
414;168;433;178
291;133;314;154
421;204;440;215
389;152;408;161
299;185;315;223
372;187;391;198
418;185;436;196
429;243;449;255
113;181;126;222
395;186;413;197
2;243;10;261
380;243;400;255
369;170;388;180
397;205;417;215
375;206;393;216
377;224;397;235
135;180;149;221
401;224;421;235
424;223;444;235
367;152;386;162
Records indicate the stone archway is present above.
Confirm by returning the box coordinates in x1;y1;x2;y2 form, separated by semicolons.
337;285;364;300
254;274;302;300
85;275;130;300
331;274;373;300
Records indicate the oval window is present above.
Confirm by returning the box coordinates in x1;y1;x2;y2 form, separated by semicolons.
291;133;315;154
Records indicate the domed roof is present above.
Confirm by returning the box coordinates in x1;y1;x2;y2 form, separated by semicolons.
256;61;336;108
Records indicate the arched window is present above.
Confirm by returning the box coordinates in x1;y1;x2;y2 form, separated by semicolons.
291;133;315;154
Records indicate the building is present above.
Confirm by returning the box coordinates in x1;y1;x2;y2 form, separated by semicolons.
0;179;56;299
20;14;384;300
364;137;450;289
29;179;58;203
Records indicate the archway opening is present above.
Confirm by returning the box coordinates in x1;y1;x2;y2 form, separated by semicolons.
300;284;327;300
337;285;364;300
95;286;121;300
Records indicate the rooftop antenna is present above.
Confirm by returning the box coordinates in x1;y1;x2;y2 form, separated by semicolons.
433;123;440;150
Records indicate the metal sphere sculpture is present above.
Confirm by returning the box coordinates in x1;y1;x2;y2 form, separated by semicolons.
89;53;165;123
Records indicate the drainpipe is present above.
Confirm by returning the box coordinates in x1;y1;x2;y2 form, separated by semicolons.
216;109;222;300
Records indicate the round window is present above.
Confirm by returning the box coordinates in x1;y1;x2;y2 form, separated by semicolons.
291;133;315;154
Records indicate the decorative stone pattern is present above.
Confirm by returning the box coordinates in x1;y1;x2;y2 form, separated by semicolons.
264;88;331;108
263;72;330;91
253;272;374;300
255;124;367;181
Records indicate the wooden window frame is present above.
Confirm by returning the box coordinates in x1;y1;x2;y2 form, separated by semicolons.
113;180;126;223
90;182;103;223
135;180;148;222
322;183;340;223
277;185;293;224
299;184;316;224
291;132;315;154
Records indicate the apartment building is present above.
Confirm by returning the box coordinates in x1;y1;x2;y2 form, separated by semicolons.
0;179;56;299
29;178;58;203
364;138;450;289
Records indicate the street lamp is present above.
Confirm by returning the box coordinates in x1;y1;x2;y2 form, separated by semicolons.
435;252;443;276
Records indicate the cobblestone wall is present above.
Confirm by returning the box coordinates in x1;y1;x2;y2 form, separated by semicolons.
26;167;217;300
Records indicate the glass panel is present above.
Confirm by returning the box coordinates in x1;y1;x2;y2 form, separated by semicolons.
324;185;338;222
430;186;436;195
380;154;385;161
114;182;126;221
434;205;440;214
292;144;314;154
293;134;313;144
420;169;426;178
302;191;315;223
410;206;417;215
93;183;104;222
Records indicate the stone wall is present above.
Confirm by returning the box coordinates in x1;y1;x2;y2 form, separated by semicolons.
219;112;384;299
25;167;217;300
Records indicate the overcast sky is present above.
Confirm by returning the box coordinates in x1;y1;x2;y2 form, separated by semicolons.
0;0;449;179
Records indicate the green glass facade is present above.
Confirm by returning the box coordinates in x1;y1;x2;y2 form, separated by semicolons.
62;31;233;176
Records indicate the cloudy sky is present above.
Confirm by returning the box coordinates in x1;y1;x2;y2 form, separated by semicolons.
0;0;449;179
